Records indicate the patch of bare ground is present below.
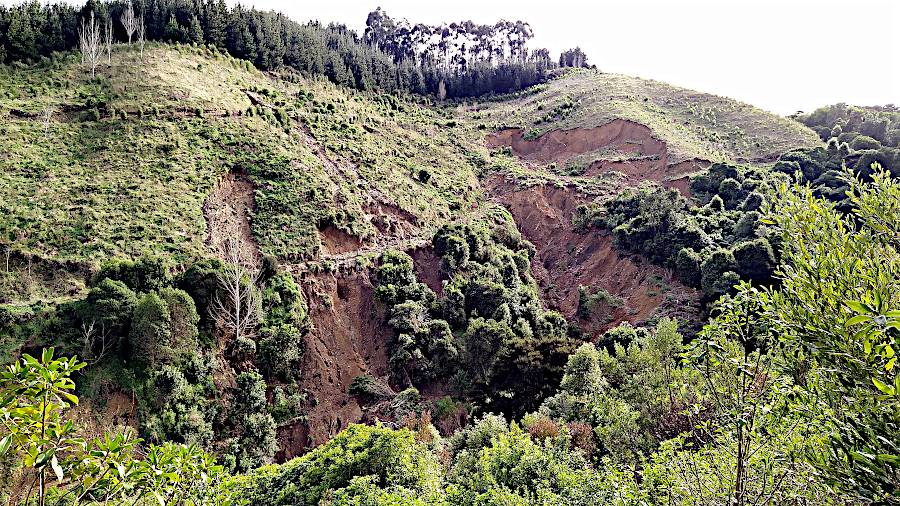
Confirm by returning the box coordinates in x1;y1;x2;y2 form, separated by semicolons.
410;245;443;296
203;172;261;266
487;175;700;338
486;119;710;197
278;271;392;459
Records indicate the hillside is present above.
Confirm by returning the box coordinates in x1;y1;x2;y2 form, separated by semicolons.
474;69;821;166
0;43;482;301
3;40;879;505
1;42;823;446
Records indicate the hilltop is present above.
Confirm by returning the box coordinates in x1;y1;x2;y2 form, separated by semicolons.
474;69;821;165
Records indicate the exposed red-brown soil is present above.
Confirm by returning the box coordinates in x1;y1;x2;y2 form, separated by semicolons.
368;202;419;240
487;119;667;164
279;271;392;459
410;245;443;296
318;225;363;255
203;172;261;266
487;175;700;337
486;120;709;197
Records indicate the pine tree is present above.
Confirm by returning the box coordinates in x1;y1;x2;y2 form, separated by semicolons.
188;14;204;44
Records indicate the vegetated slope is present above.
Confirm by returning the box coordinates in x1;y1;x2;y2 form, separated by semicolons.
0;43;486;452
469;70;818;336
475;69;821;165
0;42;482;301
0;42;817;460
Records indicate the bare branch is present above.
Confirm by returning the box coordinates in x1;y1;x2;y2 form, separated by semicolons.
41;100;54;137
213;233;261;343
104;17;113;64
120;0;137;45
137;15;146;61
79;11;103;77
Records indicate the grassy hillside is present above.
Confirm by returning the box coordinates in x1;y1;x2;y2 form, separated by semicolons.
471;69;821;164
0;43;484;302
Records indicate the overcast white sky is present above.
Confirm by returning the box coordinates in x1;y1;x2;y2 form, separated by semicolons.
234;0;899;115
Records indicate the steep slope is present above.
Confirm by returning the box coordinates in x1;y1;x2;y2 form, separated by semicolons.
1;44;819;459
0;44;484;451
466;70;817;338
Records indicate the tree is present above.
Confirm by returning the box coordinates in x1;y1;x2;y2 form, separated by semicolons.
120;0;136;44
764;166;900;501
137;14;145;61
103;15;112;64
213;237;261;344
0;348;85;506
188;14;204;45
78;10;102;77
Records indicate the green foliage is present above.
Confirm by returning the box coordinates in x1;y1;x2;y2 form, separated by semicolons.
95;256;173;294
673;247;701;287
765;166;900;500
375;213;575;416
128;292;172;369
700;249;739;300
241;424;442;506
577;285;624;321
0;348;234;506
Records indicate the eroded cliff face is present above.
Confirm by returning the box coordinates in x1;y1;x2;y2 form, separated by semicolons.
280;118;707;458
486;119;710;197
486;175;700;337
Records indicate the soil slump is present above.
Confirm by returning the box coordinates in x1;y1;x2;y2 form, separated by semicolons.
486;120;709;197
487;175;699;337
281;271;392;459
203;172;261;266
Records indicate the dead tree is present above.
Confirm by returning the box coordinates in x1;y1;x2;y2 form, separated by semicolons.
104;17;113;64
213;235;261;343
137;15;146;60
79;11;102;77
41;101;53;137
120;0;137;44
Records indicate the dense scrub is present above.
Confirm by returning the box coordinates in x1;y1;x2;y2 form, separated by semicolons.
373;206;578;417
574;162;782;301
1;254;307;474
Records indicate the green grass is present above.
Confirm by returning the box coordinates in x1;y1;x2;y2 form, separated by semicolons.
0;43;486;302
469;69;822;163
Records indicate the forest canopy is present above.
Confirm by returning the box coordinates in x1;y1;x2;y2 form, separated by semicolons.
0;1;582;98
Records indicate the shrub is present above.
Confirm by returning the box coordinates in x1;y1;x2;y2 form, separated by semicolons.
128;292;172;368
241;424;441;506
850;135;881;151
348;374;394;401
674;248;701;287
158;287;200;357
732;238;776;283
257;323;303;380
524;414;560;441
79;278;137;339
700;249;739;300
95;257;172;293
577;286;623;320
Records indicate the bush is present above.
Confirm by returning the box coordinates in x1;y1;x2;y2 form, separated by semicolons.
241;424;442;506
158;287;200;357
348;374;394;401
674;248;701;287
79;278;137;339
128;292;172;368
850;135;881;151
95;257;172;293
700;249;739;300
732;238;776;283
257;323;303;380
